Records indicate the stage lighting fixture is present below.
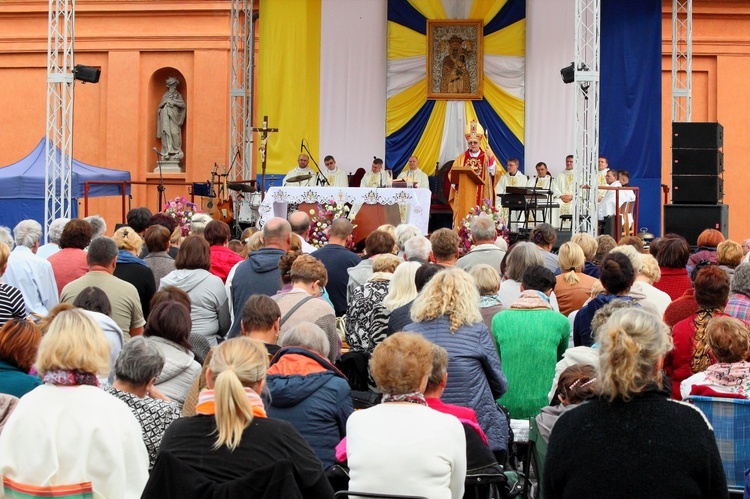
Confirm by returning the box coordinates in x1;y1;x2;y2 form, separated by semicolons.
73;65;101;84
560;63;574;84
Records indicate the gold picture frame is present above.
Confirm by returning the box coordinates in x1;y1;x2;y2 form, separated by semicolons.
427;19;484;100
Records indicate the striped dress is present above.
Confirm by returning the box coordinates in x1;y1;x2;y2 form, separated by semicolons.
0;282;26;328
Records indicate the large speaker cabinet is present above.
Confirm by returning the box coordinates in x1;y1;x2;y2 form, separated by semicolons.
664;204;729;245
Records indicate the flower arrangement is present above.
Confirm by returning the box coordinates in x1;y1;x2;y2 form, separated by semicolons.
457;199;509;256
309;199;354;249
163;196;201;237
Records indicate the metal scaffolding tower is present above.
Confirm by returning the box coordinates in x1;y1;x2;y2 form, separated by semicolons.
44;0;75;238
571;0;601;236
671;0;692;123
227;0;254;181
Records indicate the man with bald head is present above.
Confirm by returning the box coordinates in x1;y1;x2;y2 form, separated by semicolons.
397;156;430;188
288;210;316;254
283;154;316;186
311;218;360;316
226;217;292;335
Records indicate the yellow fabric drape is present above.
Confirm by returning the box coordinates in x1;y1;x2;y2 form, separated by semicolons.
258;0;321;174
386;81;427;136
483;77;525;144
484;19;525;57
469;0;508;25
407;0;446;20
387;21;427;60
410;101;447;175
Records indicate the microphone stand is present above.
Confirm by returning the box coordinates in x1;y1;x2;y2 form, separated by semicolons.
301;139;329;187
153;147;166;212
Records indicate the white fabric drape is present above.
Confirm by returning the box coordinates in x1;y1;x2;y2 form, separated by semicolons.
438;101;467;167
525;0;575;176
484;55;525;100
441;0;471;19
386;57;426;99
320;0;387;174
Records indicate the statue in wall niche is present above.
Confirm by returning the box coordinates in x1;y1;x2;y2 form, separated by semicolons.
156;77;186;162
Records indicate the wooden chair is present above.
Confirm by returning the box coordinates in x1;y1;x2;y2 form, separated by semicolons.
619;201;634;238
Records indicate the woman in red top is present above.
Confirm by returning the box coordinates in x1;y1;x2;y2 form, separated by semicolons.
204;220;243;283
654;237;692;301
665;265;730;399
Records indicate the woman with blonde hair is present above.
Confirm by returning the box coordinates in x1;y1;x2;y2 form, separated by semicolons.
381;260;421;313
631;253;672;316
148;337;333;496
346;333;466;499
404;267;509;459
544;308;727;498
571;232;600;278
717;239;743;281
0;309;149;497
554;242;598;316
113;225;156;319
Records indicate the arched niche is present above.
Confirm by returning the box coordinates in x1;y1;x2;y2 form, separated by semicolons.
148;69;188;173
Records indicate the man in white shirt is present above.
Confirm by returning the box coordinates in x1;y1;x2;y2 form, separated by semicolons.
360;158;389;188
495;158;527;229
282;154;316;186
3;220;59;316
322;155;349;187
397;156;430;188
598;169;635;237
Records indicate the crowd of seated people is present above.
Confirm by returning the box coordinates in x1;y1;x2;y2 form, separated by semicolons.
0;208;748;498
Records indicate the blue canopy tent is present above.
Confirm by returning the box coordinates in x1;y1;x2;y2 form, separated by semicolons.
0;137;131;232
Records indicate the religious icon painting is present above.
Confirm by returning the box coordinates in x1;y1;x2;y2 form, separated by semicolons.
427;19;484;100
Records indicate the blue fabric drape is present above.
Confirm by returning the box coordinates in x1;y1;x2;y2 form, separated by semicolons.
387;100;436;176
600;0;662;234
484;0;525;36
472;99;525;170
387;0;426;35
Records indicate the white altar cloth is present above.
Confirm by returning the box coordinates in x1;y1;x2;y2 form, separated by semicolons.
258;186;431;234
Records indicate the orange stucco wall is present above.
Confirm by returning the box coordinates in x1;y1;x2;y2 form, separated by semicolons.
0;1;259;230
662;0;750;240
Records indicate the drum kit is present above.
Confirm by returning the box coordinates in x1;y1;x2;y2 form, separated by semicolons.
229;182;262;226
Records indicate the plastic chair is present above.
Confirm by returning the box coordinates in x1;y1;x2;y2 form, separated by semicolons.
334;492;427;499
523;417;547;499
686;395;750;493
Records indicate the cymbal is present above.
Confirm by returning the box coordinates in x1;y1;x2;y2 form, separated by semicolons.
227;182;256;193
285;174;313;183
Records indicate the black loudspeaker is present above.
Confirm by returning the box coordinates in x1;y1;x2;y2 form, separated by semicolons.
672;149;724;175
672;122;723;149
552;230;572;252
664;204;729;245
672;175;723;204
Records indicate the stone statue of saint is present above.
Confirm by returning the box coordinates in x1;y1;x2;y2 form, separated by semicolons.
157;77;186;161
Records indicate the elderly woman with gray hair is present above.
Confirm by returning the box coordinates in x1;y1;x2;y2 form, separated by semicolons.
498;242;560;312
266;322;352;471
725;262;750;324
106;336;181;469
